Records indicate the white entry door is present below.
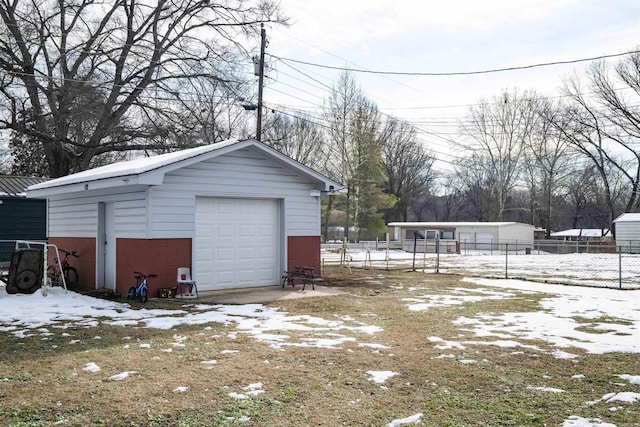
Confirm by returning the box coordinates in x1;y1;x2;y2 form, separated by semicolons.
195;197;280;290
97;202;116;290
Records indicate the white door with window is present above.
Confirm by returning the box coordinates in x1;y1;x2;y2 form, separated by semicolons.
195;197;280;290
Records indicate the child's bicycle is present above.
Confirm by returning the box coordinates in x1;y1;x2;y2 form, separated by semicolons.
128;271;156;303
47;249;79;288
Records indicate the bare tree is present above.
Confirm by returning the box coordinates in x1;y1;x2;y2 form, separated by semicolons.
323;71;394;241
143;69;254;157
0;132;10;173
0;0;285;177
588;51;640;212
379;117;436;222
261;111;328;170
457;89;538;220
555;74;624;228
522;98;572;237
454;152;497;221
417;173;464;221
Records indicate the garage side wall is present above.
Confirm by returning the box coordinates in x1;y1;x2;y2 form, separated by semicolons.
116;238;192;296
615;221;640;250
287;236;321;273
499;224;534;245
455;225;499;244
44;188;151;291
47;188;148;238
47;236;96;289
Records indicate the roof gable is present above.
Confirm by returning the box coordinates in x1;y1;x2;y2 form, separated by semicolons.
614;213;640;223
27;139;343;197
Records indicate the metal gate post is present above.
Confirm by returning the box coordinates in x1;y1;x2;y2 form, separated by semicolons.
619;246;622;289
505;243;509;279
412;233;417;271
436;236;440;273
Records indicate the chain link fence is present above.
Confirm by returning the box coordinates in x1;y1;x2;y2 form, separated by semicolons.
322;240;640;290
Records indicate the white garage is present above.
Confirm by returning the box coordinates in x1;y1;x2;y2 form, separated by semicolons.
613;213;640;253
195;197;280;290
27;138;345;296
388;221;534;253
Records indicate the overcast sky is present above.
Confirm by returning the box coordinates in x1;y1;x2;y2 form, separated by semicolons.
261;0;639;168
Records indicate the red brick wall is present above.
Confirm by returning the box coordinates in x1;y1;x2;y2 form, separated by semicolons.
287;236;321;275
47;237;96;290
116;238;192;296
47;236;317;294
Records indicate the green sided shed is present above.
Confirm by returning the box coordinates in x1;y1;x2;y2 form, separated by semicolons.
0;176;48;263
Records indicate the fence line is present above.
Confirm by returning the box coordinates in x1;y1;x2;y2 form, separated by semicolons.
322;241;640;290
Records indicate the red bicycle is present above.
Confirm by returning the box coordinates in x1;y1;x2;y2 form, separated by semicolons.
47;249;79;288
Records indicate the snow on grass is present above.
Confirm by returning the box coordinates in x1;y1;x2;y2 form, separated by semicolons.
0;287;383;351
406;278;640;357
358;343;391;349
562;416;617;427
227;392;247;400
108;371;137;381
2;273;640;426
603;392;640;403
227;383;265;400
242;383;265;396
619;374;640;385
527;386;565;393
367;371;398;384
82;362;100;373
387;412;423;426
322;249;640;289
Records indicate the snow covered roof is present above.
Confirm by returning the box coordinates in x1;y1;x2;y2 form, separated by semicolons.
27;139;344;197
387;221;532;229
614;213;640;223
550;229;610;238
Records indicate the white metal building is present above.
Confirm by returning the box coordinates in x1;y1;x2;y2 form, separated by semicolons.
549;228;610;241
388;221;535;252
613;213;640;251
27;139;344;295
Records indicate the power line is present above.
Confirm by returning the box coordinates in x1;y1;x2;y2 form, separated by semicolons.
264;102;459;166
270;50;639;77
269;26;436;100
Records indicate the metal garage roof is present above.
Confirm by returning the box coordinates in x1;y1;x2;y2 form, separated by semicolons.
0;175;48;197
27;138;345;197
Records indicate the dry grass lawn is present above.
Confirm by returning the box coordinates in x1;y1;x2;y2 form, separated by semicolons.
0;266;639;426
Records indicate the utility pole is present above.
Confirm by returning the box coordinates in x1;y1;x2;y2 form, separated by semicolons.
256;23;266;141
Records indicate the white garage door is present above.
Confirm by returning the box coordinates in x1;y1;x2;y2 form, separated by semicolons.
459;232;471;250
476;233;495;251
195;197;280;290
